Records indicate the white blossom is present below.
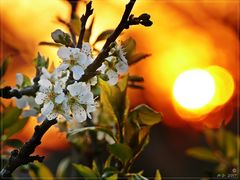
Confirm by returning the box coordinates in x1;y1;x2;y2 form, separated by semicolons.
35;71;66;120
66;82;96;122
57;46;92;80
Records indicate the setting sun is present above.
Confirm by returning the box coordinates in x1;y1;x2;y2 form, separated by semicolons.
173;69;215;110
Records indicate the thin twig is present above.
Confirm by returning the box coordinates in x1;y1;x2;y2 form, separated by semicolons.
79;0;137;82
77;1;93;49
0;119;57;178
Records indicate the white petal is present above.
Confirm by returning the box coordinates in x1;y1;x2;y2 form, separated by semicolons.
46;112;58;120
86;104;96;118
16;73;23;86
22;109;38;118
41;67;51;79
54;82;63;94
70;48;81;59
116;61;128;74
71;65;84;80
72;104;87;122
55;93;65;104
67;81;81;96
57;46;70;60
81;42;92;55
16;97;27;108
79;92;94;104
77;52;88;68
106;69;118;85
57;63;69;72
105;56;114;62
89;76;97;86
35;92;47;105
38;78;52;91
26;97;38;107
41;101;54;116
37;114;46;122
98;64;107;73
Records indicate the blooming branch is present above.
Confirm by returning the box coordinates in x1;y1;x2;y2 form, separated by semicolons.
0;119;57;178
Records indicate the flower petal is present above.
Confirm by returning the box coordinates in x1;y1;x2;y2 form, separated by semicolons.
46;112;58;120
81;42;92;56
71;65;84;80
38;78;52;91
57;46;70;60
16;73;23;86
55;93;65;104
35;92;47;105
77;52;88;68
116;61;128;74
41;101;54;116
57;63;69;72
79;92;94;104
89;76;98;86
106;69;118;85
67;81;81;96
54;81;63;94
41;67;51;79
72;104;87;122
22;109;38;118
16;97;27;108
86;104;96;118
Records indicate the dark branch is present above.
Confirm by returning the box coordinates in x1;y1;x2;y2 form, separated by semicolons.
0;69;40;99
79;0;137;82
77;1;93;49
0;119;57;178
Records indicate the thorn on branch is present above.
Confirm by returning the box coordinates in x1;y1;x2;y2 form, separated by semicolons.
77;1;94;49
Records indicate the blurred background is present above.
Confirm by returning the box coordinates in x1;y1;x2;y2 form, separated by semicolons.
0;0;239;178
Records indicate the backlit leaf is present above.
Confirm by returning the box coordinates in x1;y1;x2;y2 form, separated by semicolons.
108;143;133;164
72;163;99;179
186;147;218;163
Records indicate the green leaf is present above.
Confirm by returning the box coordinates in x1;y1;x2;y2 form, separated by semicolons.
129;104;162;126
34;53;49;69
94;29;114;45
29;162;54;180
186;147;219;162
108;143;133;164
123;38;136;59
155;170;162;180
102;167;118;179
1;106;22;129
128;75;144;82
72;163;99;179
126;173;148;180
99;79;118;122
84;17;95;42
0;57;10;79
4;139;23;148
39;41;61;47
128;53;151;65
5;117;29;138
56;157;70;178
22;74;32;88
69;126;117;143
70;17;81;36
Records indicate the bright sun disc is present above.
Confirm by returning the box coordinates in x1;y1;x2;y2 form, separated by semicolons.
173;69;215;110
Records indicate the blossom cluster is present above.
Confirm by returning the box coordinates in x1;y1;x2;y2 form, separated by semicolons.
16;42;128;123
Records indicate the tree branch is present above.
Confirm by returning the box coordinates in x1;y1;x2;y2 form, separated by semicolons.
0;119;57;178
79;0;137;82
77;1;94;49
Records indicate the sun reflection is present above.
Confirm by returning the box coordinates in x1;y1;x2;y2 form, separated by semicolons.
172;66;235;121
173;69;215;110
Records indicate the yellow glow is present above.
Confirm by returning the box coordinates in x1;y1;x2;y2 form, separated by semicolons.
173;69;215;110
